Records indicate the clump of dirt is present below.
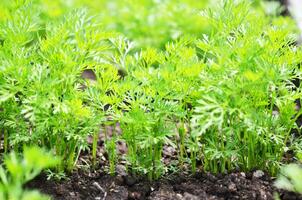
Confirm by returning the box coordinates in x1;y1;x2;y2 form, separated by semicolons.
27;169;302;200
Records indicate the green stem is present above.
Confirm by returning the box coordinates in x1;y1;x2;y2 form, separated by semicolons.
179;122;185;168
191;137;197;174
67;140;76;171
149;142;153;181
92;131;98;168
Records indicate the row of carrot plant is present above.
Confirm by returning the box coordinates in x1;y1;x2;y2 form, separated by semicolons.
0;0;301;187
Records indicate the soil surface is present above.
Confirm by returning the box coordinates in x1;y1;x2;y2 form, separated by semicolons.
27;169;302;200
26;123;302;200
25;122;302;200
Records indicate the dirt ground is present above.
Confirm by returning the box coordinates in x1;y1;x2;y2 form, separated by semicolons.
27;168;302;200
26;124;302;200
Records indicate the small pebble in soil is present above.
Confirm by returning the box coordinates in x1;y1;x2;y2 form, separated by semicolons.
129;191;141;199
228;183;237;192
116;164;127;176
253;170;265;179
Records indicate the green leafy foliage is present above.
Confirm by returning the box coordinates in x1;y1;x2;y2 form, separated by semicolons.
0;146;60;200
0;0;301;182
191;0;302;174
0;1;111;171
275;164;302;194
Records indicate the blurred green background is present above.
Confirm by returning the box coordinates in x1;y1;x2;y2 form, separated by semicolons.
0;0;211;49
0;0;290;50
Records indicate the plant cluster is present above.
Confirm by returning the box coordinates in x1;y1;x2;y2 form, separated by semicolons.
191;0;302;174
0;0;301;183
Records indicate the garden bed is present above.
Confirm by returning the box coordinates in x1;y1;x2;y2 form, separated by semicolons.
1;1;302;199
28;169;302;200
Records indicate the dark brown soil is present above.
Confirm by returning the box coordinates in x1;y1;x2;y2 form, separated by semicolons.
27;168;302;200
25;122;302;200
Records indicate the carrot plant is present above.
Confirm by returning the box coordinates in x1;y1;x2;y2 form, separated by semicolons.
119;97;178;180
0;0;302;182
0;1;118;171
114;36;204;178
191;0;302;174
